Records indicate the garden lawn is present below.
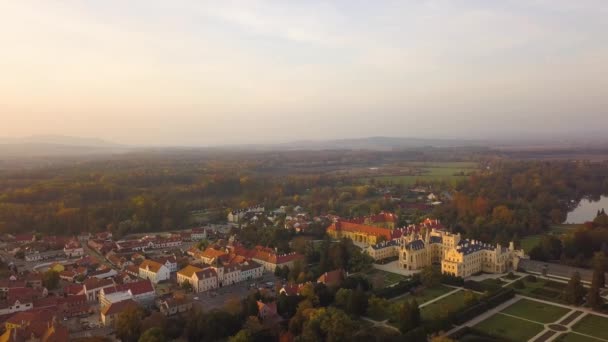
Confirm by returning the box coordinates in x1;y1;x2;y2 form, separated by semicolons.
363;269;409;287
521;234;542;253
474;313;544;342
556;332;605;342
421;290;472;320
571;314;608;340
393;285;453;306
509;278;565;303
500;299;570;323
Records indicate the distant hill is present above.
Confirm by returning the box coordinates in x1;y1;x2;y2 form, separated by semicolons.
0;135;131;158
228;136;488;151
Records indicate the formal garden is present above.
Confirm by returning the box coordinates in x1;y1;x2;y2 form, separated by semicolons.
508;275;568;303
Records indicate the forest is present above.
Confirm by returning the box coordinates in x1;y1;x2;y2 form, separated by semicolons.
434;160;608;260
1;149;608;246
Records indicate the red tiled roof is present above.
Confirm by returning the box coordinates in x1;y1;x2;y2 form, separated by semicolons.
139;260;164;273
5;309;54;326
328;221;392;241
194;268;217;279
317;269;344;285
101;298;139;316
83;277;114;291
64;284;84;296
102;279;154;296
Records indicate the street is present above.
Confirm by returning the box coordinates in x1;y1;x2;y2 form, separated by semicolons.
190;272;279;311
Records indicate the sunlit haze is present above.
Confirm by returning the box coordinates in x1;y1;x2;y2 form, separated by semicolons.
2;1;608;146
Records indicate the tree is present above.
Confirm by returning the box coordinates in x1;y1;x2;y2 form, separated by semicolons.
334;288;351;309
396;300;413;333
563;272;586;305
592;252;607;288
588;258;605;310
366;296;388;320
229;330;252;342
587;273;603;310
410;299;421;327
181;280;193;292
420;266;441;288
300;307;356;342
463;291;477;306
346;287;368;317
138;327;164;342
196;239;209;251
116;306;145;342
42;270;60;290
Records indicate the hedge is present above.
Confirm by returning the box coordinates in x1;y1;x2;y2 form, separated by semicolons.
373;278;421;299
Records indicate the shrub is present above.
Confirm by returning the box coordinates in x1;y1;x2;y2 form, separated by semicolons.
513;279;525;289
525;275;537;282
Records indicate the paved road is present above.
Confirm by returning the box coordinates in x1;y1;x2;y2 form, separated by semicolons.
190;272;279;311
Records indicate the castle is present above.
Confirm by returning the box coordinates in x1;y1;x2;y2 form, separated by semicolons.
366;227;526;278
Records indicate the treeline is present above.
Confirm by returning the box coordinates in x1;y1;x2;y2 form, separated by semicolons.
434;161;608;243
0;155;360;237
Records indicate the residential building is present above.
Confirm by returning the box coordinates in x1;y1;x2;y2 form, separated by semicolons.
138;260;170;283
154;256;178;273
317;269;345;287
99;279;155;308
190;228;207;241
100;299;140;327
231;245;304;272
159;297;193;316
63;240;84;258
83;278;115;302
257;301;279;321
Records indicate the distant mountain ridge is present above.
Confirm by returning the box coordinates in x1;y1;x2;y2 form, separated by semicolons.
0;135;122;147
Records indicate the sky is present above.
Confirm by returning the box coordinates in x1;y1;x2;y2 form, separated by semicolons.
1;0;608;146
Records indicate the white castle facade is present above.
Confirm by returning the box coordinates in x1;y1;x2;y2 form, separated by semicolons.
366;228;526;278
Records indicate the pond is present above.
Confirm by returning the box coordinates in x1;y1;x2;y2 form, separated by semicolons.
564;196;608;224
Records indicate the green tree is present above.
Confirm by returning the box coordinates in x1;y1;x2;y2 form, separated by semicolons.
346;287;368;317
334;288;352;309
116;306;145;342
366;295;388;320
181;280;193;292
138;327;164;342
229;330;252;342
300;307;356;342
592;252;607;288
420;266;441;288
587;265;604;310
563;272;586;305
42;270;60;290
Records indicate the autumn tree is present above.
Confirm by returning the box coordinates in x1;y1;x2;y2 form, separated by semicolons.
563;272;586;305
116;306;145;342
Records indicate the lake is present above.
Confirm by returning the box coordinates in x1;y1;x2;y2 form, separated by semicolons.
564;196;608;224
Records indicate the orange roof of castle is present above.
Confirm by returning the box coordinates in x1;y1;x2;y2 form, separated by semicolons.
328;221;392;240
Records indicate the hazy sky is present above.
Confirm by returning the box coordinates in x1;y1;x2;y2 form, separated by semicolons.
2;1;608;146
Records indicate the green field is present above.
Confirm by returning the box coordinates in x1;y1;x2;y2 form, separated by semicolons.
509;277;566;303
556;333;605;342
520;225;581;253
421;289;474;320
393;285;453;306
362;269;409;287
361;162;478;186
474;313;545;341
501;299;570;323
571;314;608;340
521;234;542;253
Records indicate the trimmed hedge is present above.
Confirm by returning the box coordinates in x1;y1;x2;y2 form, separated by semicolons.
451;288;515;325
373;278;421;299
441;274;465;286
